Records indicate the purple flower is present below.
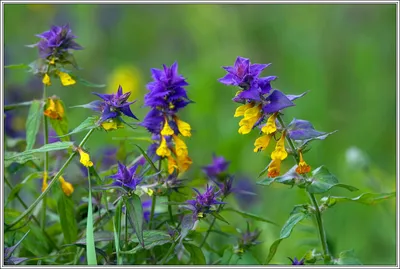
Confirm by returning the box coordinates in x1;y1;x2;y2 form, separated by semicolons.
185;185;224;219
235;224;262;254
110;161;143;191
202;154;230;179
89;85;138;122
289;257;305;265
31;24;83;59
144;62;191;113
142;200;152;222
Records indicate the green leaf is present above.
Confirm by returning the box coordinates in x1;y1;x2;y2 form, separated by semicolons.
58;116;99;138
265;212;307;264
210;211;229;225
86;170;98;265
70;74;106;88
5;63;30;70
4;101;34;111
56;185;78;244
184;243;206;264
74;231;114;244
113;199;123;265
307;166;359;194
124;194;144;247
5;172;42;206
223;208;277;225
134;144;159;173
25;100;44;150
322;192;395;207
180;214;195;242
49;100;70;142
257;165;301;187
334;249;362;265
121;230;172;254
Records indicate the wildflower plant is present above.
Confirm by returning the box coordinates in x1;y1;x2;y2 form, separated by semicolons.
3;23;395;267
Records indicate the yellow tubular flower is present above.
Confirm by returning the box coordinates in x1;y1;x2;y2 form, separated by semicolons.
296;151;311;174
44;98;65;120
271;132;288;161
42;73;51;86
174;116;191;137
156;136;171;157
77;148;93;167
173;135;188;158
234;103;254;117
59;176;74;196
57;71;76;86
42;172;48;193
177;155;192;173
261;113;277;134
167;155;178;174
161;117;174;136
267;159;281;178
253;134;272;152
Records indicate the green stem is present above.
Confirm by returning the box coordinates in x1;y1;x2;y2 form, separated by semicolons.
199;203;225;248
159;240;177;265
41;83;49;230
277;114;331;261
167;195;174;226
149;195;157;230
4;177;59;251
124;211;128;249
6;128;95;230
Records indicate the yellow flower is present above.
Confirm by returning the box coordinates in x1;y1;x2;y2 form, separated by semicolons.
42;172;48;192
77;148;93;167
271;132;288;161
49;57;56;65
156;136;171;157
142;187;154;196
254;134;272;152
174;116;191;137
101;118;124;131
44;97;64;120
238;105;262;135
42;73;51;86
296;151;311;174
161;118;174;136
177;155;192;173
234;103;254;117
173;135;188;158
59;176;74;196
267;159;281;178
261;113;277;134
57;71;76;86
167;155;178;174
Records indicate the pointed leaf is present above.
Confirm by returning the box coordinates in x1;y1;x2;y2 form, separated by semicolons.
25;100;43;150
56;185;78;244
307;166;358;194
5;63;30;70
223;207;277;225
124;194;144;247
210;211;229;225
57;116;99;138
4;101;34;111
184;243;206;264
321;192;395;207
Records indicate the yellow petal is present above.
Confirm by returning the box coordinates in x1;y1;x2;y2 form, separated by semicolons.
42;73;51;86
267;159;281;178
234;103;254;117
253;134;272;152
175;117;191;137
173;135;188;157
58;71;76;86
41;172;48;193
296;151;311;174
177;155;192;173
59;176;74;196
78;148;93;167
161;118;174;136
243;104;261;119
261;113;277;134
101;119;124;131
156;136;171;157
167;155;178;174
271;133;288;161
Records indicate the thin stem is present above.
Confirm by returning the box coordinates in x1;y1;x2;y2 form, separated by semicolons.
167;195;174;226
149;195;157;230
124;211;128;250
4;177;59;251
6;128;96;230
41;83;49;230
199;203;225;248
277;114;331;261
159;240;177;265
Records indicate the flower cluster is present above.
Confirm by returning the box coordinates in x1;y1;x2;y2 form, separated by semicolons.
84;85;138;131
110;161;144;191
219;57;310;178
141;62;193;174
29;24;82;87
234;225;262;255
184;185;224;220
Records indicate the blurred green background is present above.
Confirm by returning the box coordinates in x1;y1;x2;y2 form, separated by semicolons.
4;4;396;265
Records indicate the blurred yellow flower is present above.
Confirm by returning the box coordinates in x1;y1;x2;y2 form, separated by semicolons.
107;65;142;101
59;176;74;196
